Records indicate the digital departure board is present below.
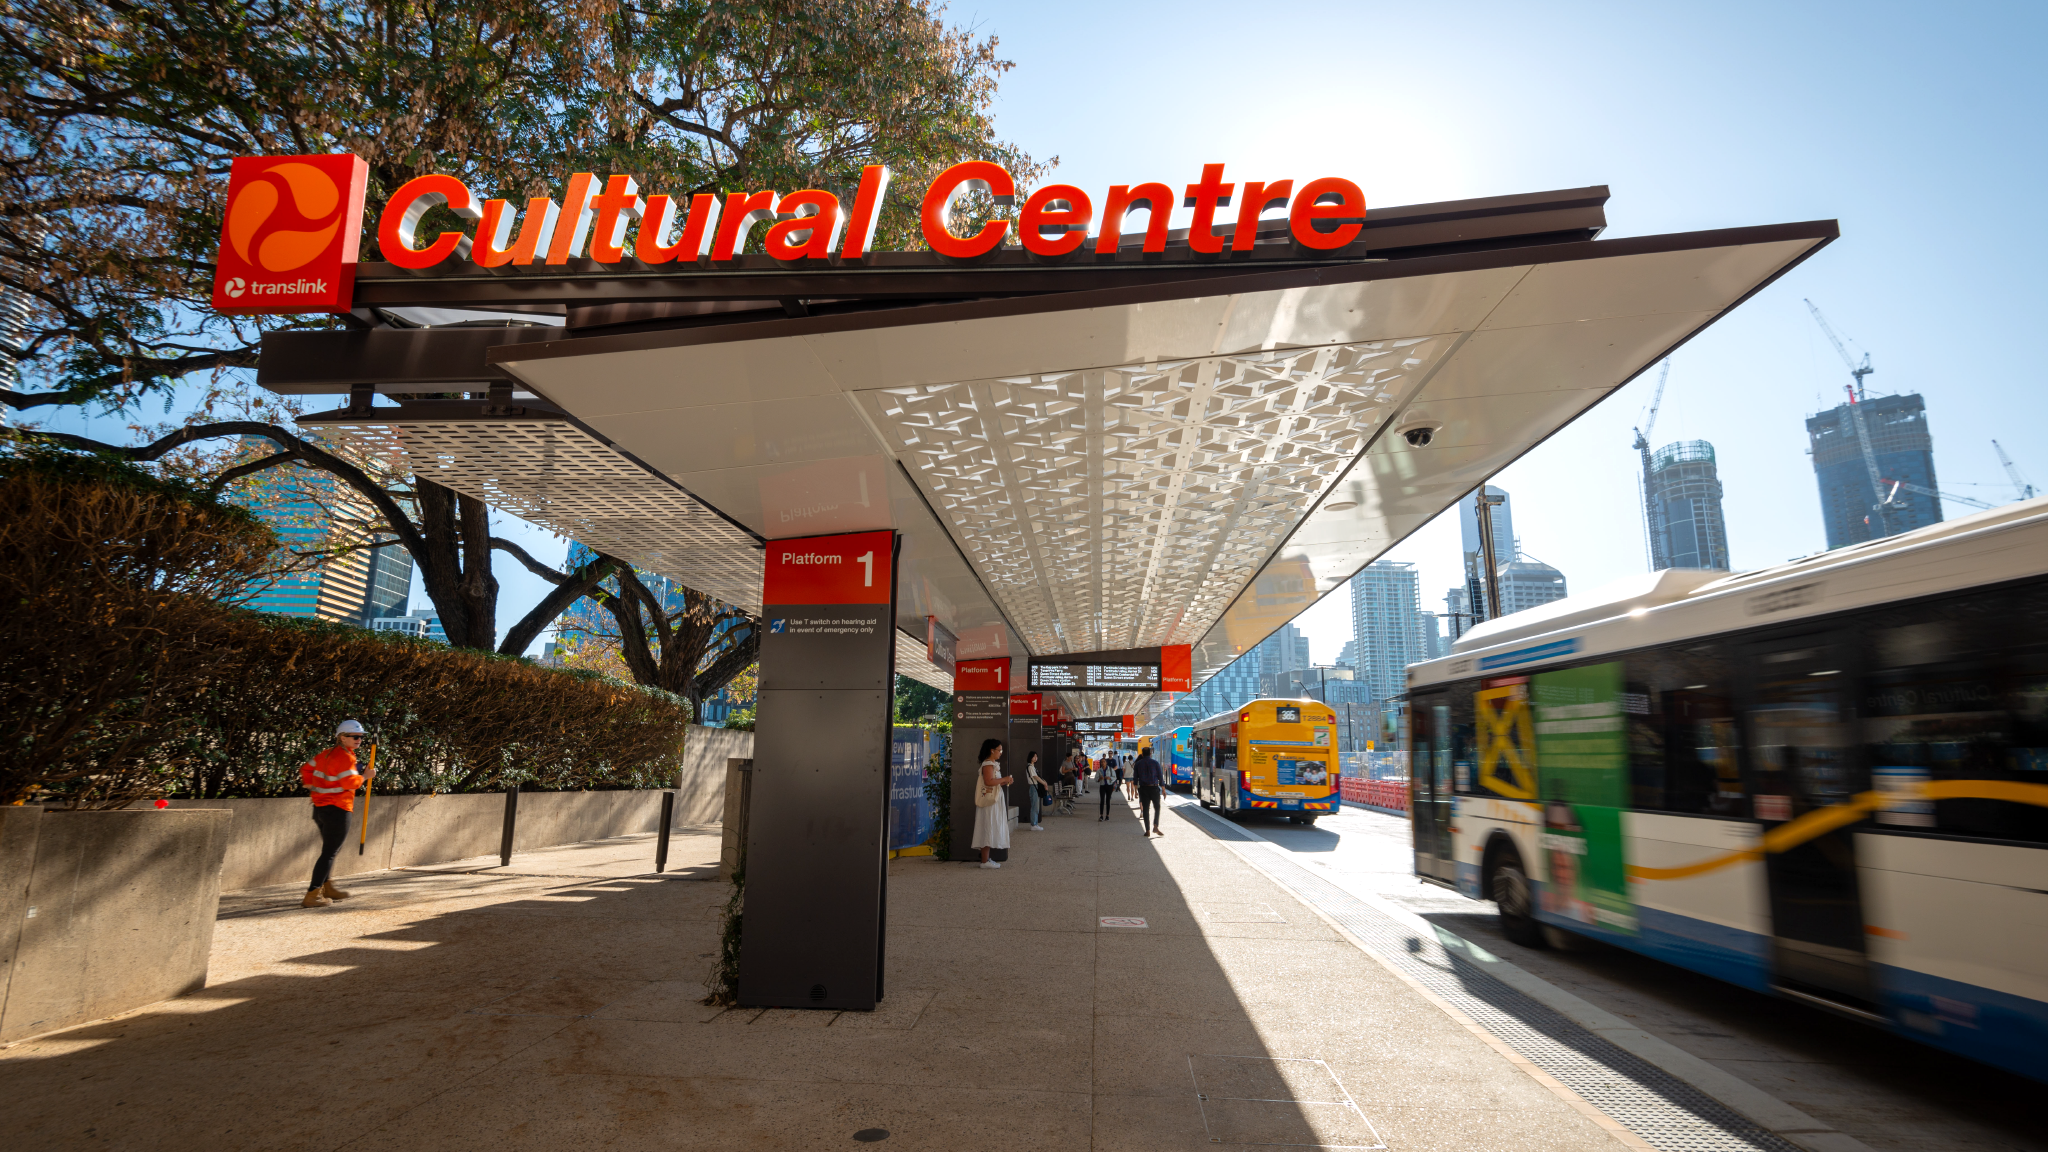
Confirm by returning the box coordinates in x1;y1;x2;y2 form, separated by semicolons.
1027;662;1160;690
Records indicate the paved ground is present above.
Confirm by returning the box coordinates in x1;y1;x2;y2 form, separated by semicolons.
1217;797;2045;1152
1;799;1632;1151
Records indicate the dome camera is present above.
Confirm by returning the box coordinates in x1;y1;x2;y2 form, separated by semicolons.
1401;424;1439;448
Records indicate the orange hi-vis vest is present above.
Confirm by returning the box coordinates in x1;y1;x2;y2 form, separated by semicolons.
302;746;363;811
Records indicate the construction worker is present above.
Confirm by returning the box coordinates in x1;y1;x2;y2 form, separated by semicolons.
301;719;374;908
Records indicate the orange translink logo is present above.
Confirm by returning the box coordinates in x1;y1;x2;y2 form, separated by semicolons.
211;154;368;315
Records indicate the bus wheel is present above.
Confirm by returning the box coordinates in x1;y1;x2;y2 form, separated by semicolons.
1300;815;1317;827
1492;856;1544;948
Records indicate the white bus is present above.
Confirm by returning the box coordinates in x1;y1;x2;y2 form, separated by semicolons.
1407;496;2048;1083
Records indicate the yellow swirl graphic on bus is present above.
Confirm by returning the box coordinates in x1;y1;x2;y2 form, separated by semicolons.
1625;780;2048;882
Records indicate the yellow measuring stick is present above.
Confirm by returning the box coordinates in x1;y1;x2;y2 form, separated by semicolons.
358;742;376;855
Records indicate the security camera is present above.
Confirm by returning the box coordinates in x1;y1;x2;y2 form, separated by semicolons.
1401;424;1439;448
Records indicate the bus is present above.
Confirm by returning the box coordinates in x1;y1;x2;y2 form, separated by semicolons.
1191;699;1340;823
1407;496;2048;1082
1168;726;1195;790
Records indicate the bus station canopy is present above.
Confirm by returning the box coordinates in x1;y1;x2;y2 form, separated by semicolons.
270;187;1835;719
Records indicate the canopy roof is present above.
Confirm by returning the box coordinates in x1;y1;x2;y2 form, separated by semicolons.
275;187;1835;716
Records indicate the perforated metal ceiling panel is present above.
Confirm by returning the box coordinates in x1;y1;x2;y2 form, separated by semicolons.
306;418;766;611
856;337;1451;658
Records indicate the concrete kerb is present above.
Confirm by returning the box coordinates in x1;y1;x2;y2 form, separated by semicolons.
1170;799;1880;1152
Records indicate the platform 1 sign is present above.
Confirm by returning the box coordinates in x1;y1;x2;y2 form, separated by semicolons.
743;530;898;1012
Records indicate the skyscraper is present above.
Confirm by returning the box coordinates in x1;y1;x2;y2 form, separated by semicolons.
1445;587;1474;641
1416;611;1446;660
1496;557;1569;616
232;441;395;625
1807;393;1942;549
1645;440;1731;569
1257;622;1311;694
361;541;413;623
1349;561;1422;703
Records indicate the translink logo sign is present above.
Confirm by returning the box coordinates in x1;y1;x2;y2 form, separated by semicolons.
210;153;368;315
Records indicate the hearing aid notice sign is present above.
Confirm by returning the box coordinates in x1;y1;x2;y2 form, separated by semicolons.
759;530;899;692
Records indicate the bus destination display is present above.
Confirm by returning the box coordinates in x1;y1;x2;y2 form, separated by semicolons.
1027;662;1161;690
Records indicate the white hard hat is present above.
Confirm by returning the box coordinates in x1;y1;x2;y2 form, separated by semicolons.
336;719;366;736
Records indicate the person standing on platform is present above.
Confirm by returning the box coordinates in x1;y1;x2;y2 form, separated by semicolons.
301;719;375;907
972;738;1012;869
1024;750;1046;831
1133;743;1166;837
1097;755;1116;820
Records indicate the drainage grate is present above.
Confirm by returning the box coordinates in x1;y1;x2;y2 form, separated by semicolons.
1184;810;1802;1152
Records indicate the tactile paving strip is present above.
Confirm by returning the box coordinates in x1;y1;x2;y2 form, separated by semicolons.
1181;808;1803;1152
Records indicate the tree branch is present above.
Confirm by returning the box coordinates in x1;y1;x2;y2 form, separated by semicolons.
499;553;618;657
9;423;427;565
489;535;568;584
206;450;297;496
694;621;759;703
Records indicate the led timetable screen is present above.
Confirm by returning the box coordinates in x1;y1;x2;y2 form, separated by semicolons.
1027;663;1161;690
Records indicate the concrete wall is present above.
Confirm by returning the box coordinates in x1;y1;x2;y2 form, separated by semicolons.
164;723;750;892
0;809;233;1043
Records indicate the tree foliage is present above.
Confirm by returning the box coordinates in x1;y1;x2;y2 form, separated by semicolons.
0;445;277;804
0;0;1042;409
0;454;691;806
1;0;1040;681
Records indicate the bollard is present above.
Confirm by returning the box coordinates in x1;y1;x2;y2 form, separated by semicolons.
655;790;675;874
499;784;518;868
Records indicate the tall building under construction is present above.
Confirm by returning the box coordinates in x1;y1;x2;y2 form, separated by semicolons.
1806;393;1942;549
1645;440;1731;569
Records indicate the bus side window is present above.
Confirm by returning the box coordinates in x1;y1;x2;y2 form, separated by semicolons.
1863;590;2048;844
1628;645;1745;816
1449;690;1476;795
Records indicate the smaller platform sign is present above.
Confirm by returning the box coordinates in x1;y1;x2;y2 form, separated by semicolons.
953;657;1010;693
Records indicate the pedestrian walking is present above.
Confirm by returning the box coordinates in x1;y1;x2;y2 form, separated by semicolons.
1134;744;1166;837
301;719;375;908
971;738;1013;869
1024;750;1046;831
1097;755;1116;820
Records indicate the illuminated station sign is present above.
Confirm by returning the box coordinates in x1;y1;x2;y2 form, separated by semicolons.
1027;645;1191;693
210;156;1370;315
1028;661;1160;691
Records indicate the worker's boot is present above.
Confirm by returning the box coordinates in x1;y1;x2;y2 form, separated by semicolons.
320;880;352;901
302;889;331;908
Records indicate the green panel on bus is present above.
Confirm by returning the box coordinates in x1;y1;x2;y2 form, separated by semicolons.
1532;662;1638;935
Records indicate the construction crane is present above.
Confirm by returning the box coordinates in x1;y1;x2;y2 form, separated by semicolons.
1993;440;2037;501
1633;359;1672;570
1881;477;1992;512
1806;299;1897;537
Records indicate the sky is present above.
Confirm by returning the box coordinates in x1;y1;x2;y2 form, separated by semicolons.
26;2;2047;659
958;0;2048;662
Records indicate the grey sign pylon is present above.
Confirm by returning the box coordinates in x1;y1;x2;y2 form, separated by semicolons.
739;531;899;1012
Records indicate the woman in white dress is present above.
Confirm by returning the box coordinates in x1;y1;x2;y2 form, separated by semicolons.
971;738;1013;869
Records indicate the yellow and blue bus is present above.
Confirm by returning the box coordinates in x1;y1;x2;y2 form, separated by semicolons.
1191;699;1340;823
1409;496;2048;1082
1168;726;1195;789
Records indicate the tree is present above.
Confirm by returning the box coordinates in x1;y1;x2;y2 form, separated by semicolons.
0;0;1042;411
0;446;276;805
538;553;759;713
895;675;949;724
0;0;1041;658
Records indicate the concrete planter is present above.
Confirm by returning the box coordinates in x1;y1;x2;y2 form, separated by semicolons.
0;807;233;1044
